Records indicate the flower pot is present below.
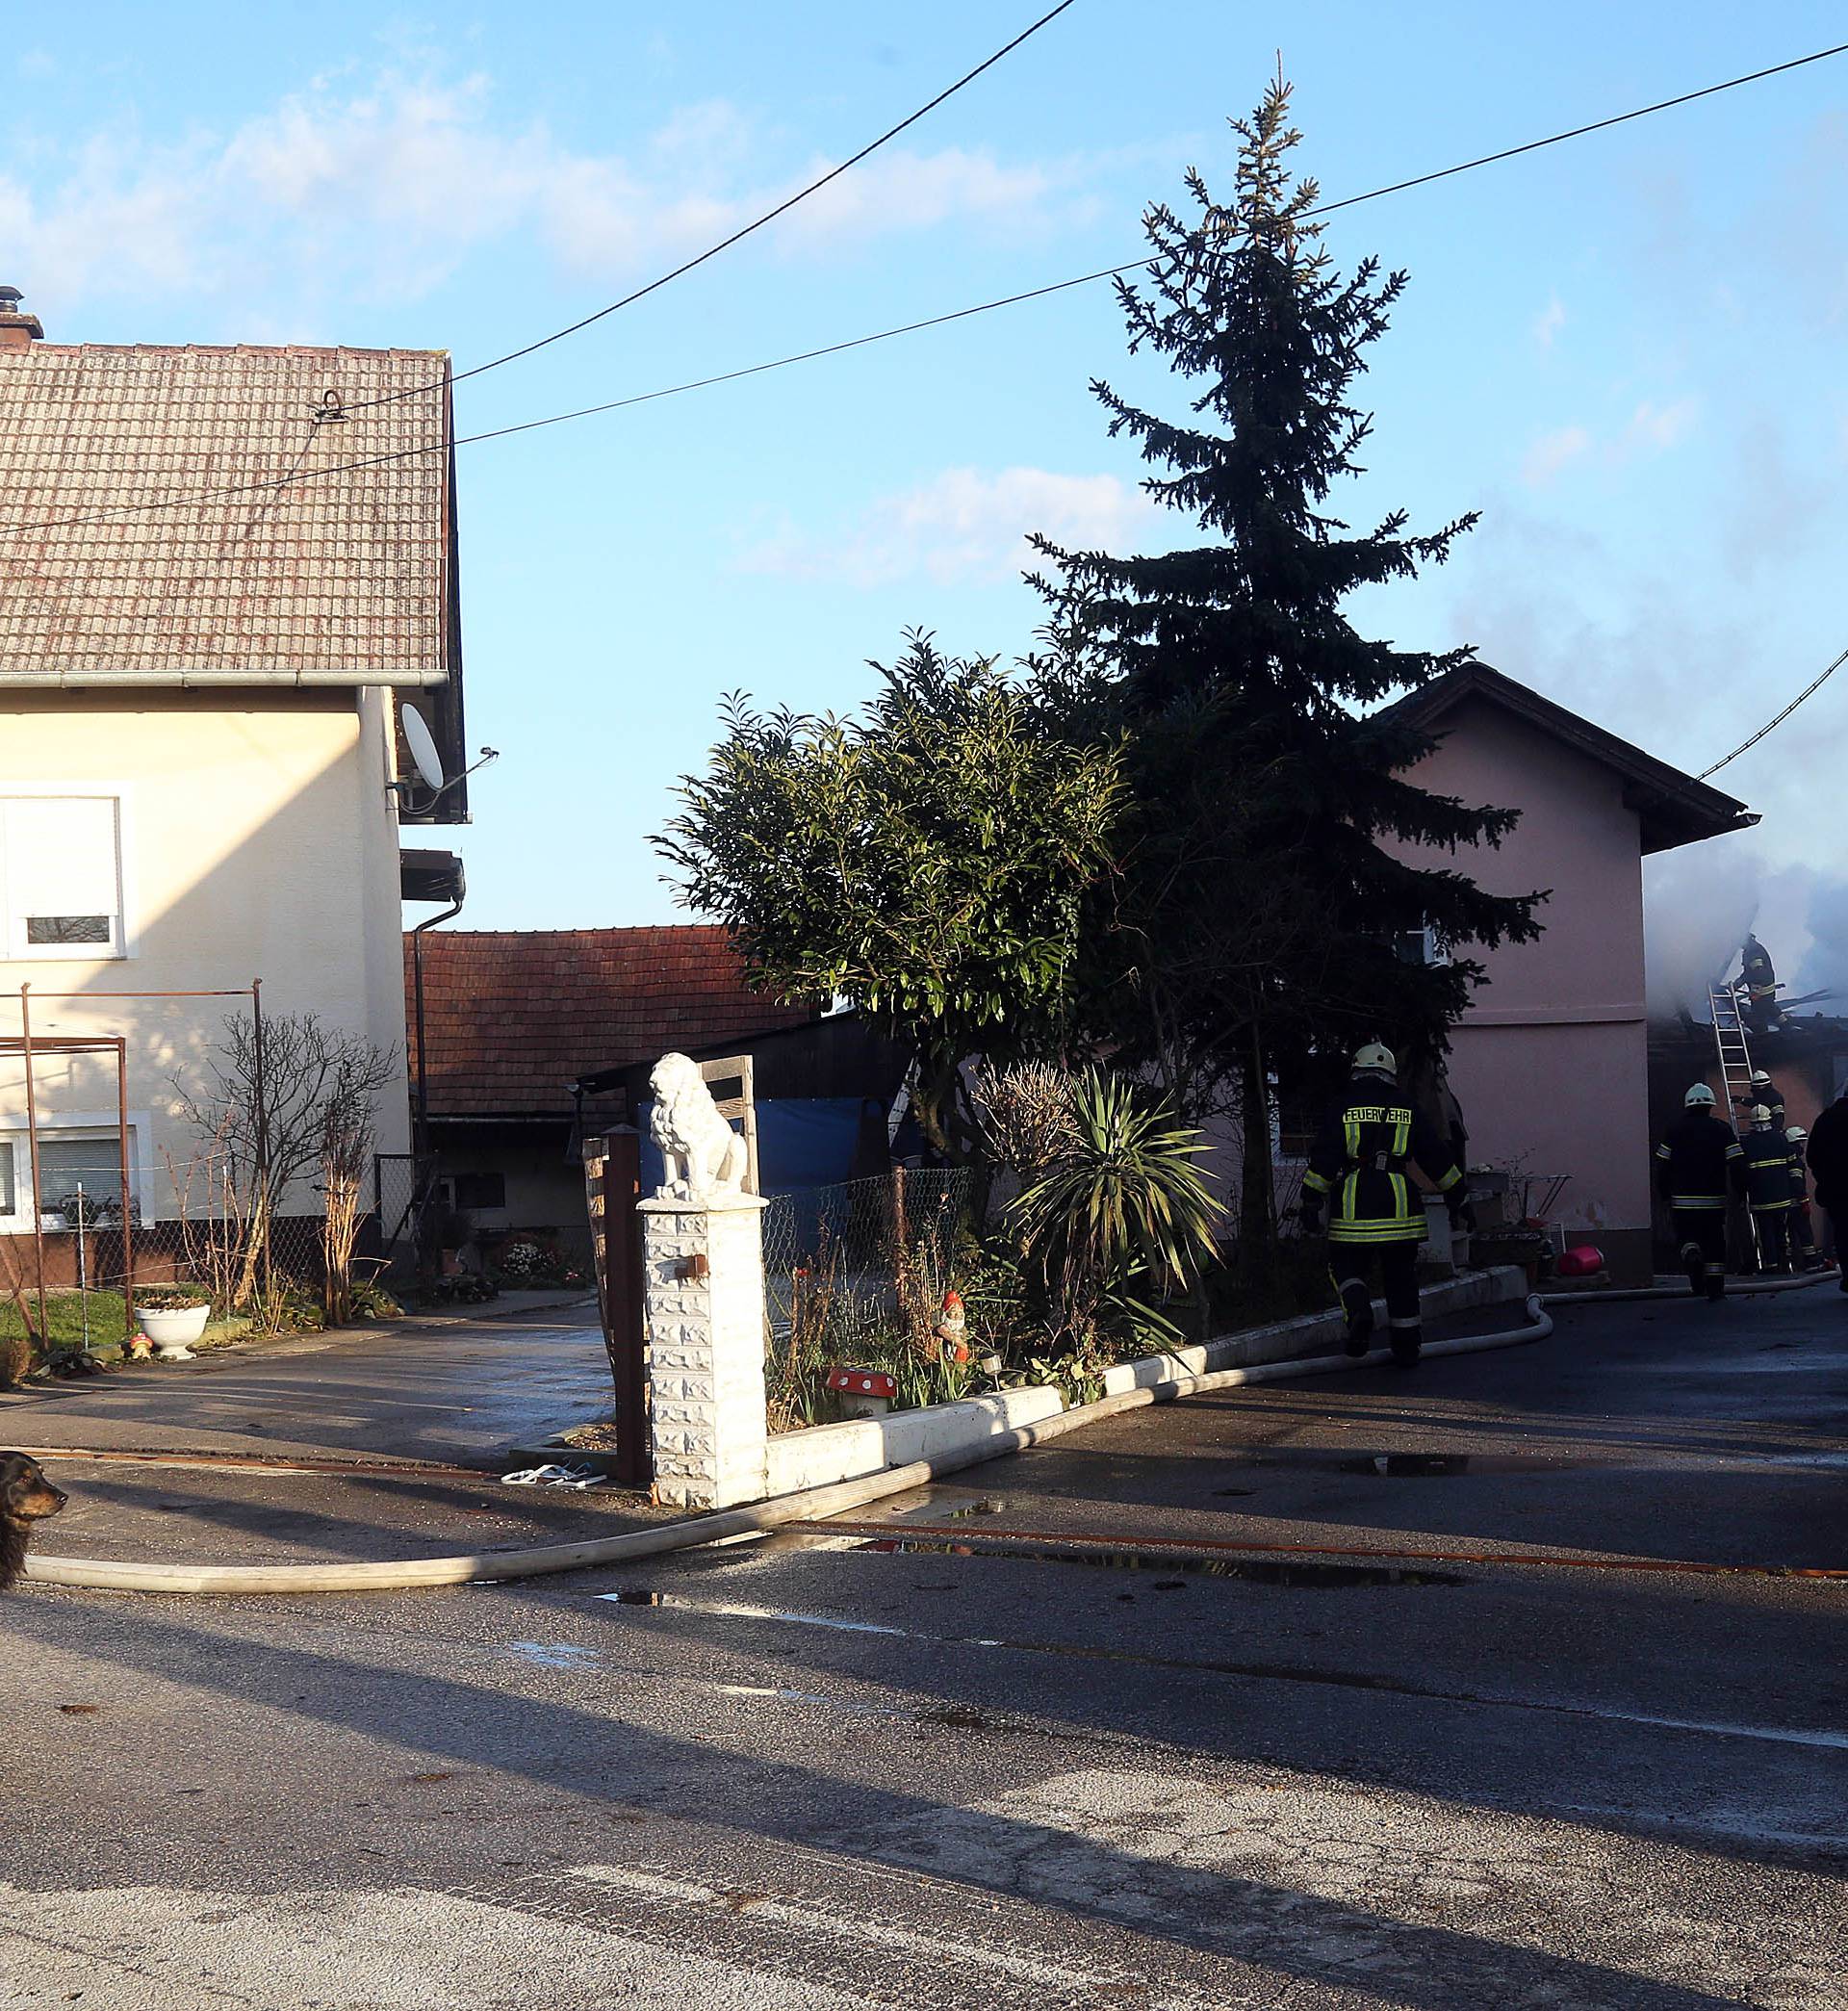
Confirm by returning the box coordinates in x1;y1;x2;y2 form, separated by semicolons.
139;1303;210;1361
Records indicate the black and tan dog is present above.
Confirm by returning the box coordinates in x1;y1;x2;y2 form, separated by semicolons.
1;1453;67;1590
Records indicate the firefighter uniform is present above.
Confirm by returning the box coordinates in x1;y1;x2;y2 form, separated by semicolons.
1742;1111;1801;1274
1654;1096;1745;1299
1301;1052;1468;1367
1740;936;1780;1035
1784;1127;1821;1270
1807;1092;1848;1289
1740;1070;1785;1130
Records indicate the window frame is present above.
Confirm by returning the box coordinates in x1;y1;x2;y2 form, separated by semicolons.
0;782;138;965
0;1111;153;1234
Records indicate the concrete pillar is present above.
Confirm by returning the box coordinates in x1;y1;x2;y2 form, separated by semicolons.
639;1190;769;1509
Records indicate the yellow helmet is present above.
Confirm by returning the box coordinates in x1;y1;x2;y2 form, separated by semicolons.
1352;1043;1397;1077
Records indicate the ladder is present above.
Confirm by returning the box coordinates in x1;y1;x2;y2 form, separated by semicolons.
1707;981;1758;1117
1707;978;1761;1270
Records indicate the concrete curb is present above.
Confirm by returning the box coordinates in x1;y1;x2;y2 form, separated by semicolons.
25;1294;1553;1597
1100;1264;1527;1394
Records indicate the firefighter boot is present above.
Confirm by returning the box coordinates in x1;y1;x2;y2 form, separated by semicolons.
1388;1321;1423;1368
1680;1241;1704;1296
1338;1278;1373;1357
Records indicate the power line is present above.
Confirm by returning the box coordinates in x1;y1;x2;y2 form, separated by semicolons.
342;0;1081;414
1700;644;1848;779
9;37;1848;539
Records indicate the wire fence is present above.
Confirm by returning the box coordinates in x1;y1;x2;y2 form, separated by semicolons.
762;1168;968;1429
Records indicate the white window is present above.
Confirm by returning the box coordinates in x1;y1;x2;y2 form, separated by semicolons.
1394;923;1452;969
0;796;125;960
0;1124;141;1231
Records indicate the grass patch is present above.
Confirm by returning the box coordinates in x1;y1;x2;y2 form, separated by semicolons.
0;1290;253;1362
0;1288;130;1352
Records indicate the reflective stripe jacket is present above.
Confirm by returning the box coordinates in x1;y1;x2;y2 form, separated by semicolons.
1654;1112;1744;1211
1742;1127;1800;1212
1302;1075;1464;1246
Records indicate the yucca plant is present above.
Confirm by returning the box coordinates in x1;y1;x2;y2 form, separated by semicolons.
1010;1069;1220;1347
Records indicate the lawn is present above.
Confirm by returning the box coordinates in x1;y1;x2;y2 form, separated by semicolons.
0;1290;251;1357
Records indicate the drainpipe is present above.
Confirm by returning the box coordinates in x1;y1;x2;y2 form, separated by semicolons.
410;889;464;1173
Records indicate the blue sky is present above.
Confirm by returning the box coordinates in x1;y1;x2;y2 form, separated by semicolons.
9;2;1847;993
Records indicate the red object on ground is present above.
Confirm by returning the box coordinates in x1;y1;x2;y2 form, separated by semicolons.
1556;1245;1604;1277
825;1368;898;1400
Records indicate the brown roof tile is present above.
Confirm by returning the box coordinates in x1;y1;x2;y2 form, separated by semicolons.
0;343;449;677
405;926;817;1119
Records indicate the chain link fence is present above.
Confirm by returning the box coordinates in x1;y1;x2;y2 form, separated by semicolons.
761;1168;970;1431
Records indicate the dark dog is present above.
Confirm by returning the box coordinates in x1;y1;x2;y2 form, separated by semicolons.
1;1453;67;1590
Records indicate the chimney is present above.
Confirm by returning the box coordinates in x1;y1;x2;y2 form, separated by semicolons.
0;286;44;352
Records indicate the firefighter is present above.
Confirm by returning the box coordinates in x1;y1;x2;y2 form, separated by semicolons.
1298;1043;1472;1368
1784;1126;1822;1271
1739;934;1781;1035
1740;1068;1785;1130
1740;1103;1801;1275
1806;1085;1848;1290
1654;1084;1745;1300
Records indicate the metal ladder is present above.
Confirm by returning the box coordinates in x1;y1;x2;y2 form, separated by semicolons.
1707;981;1758;1115
1707;978;1761;1269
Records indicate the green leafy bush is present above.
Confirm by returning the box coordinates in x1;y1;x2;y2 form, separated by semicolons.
1011;1068;1220;1350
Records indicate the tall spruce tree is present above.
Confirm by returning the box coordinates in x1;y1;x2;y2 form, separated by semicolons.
1032;76;1544;1252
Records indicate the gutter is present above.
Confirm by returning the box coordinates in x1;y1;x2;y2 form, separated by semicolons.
0;668;450;689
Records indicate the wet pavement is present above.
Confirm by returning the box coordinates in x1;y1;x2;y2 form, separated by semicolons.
0;1297;609;1466
4;1279;1845;2005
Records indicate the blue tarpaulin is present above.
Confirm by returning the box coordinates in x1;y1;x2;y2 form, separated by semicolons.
634;1097;878;1198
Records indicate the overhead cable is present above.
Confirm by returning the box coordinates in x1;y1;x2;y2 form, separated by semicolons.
1700;644;1848;779
9;37;1848;538
341;0;1082;413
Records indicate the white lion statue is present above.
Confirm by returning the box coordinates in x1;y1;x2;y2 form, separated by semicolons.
649;1052;749;1201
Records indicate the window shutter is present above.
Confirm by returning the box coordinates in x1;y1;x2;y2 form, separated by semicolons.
4;798;121;951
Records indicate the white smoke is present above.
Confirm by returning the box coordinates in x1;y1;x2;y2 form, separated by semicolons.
1644;843;1848;1022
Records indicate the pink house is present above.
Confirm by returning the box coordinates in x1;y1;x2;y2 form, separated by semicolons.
1387;665;1754;1284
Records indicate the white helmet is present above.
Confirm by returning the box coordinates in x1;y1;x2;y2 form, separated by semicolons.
1683;1083;1717;1108
1749;1104;1773;1125
1788;1124;1808;1144
1352;1042;1396;1077
1751;1070;1772;1088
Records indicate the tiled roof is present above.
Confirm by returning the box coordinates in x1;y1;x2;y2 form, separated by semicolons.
0;343;450;678
406;927;819;1120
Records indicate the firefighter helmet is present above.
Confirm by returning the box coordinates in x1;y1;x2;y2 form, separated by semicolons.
1749;1104;1773;1126
1683;1083;1717;1108
1352;1043;1396;1077
1788;1125;1808;1144
1750;1069;1772;1088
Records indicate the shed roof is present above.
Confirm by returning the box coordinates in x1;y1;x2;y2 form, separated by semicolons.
1382;661;1756;856
0;343;452;683
406;927;820;1121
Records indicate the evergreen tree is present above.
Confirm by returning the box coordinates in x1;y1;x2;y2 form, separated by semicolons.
1032;76;1544;1250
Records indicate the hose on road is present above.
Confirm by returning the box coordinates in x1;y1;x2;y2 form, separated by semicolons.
27;1296;1556;1596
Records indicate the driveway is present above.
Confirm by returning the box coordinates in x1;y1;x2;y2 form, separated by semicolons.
2;1283;1843;2006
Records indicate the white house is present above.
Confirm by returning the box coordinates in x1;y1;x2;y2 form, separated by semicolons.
0;287;468;1283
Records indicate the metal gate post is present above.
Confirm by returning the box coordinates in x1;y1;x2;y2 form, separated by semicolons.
587;1127;651;1490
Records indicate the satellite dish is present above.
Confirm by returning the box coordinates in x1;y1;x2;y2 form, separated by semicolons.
401;707;446;793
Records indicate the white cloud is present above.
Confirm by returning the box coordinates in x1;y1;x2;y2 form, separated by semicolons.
739;466;1159;587
2;71;1079;327
1520;424;1591;487
1533;294;1565;348
1621;399;1697;453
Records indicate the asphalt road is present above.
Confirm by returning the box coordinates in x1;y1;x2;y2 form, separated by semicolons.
4;1282;1845;2008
